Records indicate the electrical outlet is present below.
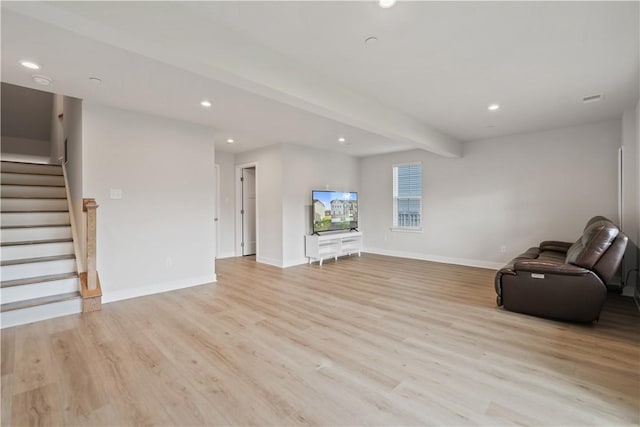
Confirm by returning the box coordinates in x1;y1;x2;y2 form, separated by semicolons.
110;189;123;200
500;245;507;254
166;257;173;269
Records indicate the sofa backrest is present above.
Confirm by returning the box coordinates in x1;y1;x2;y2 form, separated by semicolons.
566;217;629;283
566;219;619;270
584;215;612;230
593;232;628;283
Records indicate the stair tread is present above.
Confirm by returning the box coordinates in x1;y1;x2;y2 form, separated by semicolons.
1;254;75;267
0;161;63;176
0;181;65;188
1;224;71;229
1;196;66;199
1;238;73;247
0;291;80;312
1;272;78;288
1;160;60;166
1;210;69;213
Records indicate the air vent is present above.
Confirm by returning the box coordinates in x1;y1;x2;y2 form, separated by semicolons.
583;94;603;103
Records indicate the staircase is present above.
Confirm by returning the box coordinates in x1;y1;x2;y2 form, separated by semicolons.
1;161;82;328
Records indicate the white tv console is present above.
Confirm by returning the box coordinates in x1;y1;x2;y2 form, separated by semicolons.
305;231;362;265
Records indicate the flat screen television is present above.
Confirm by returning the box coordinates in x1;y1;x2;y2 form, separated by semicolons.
312;190;358;233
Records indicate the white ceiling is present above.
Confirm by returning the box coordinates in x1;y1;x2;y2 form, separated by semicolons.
1;1;638;158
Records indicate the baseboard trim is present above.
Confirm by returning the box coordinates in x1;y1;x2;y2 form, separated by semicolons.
102;274;217;304
216;252;237;260
256;256;282;268
363;247;503;270
255;251;503;270
282;258;308;268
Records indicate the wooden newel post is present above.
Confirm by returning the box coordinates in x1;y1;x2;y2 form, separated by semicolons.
83;198;99;291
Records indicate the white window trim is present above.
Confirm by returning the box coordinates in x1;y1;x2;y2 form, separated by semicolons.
390;227;423;233
392;161;423;231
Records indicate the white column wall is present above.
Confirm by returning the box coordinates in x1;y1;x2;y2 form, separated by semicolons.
82;103;216;303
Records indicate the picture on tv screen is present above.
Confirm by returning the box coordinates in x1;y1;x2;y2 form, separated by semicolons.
312;190;358;233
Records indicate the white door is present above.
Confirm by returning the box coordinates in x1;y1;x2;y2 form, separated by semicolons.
242;167;257;256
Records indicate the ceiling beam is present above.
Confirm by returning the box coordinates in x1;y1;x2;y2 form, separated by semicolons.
3;1;462;158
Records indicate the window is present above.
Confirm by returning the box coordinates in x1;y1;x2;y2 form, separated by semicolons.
393;163;422;230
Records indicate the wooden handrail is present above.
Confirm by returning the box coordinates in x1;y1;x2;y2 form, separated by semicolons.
81;198;102;313
83;198;99;290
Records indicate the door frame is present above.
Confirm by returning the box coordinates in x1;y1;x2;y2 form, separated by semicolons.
215;163;220;259
235;162;259;257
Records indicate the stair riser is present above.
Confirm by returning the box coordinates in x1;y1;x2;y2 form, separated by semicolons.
1;172;65;186
0;278;79;304
1;198;68;211
1;185;66;198
1;212;70;226
1;259;76;281
1;241;74;261
1;226;72;242
0;163;62;176
0;298;82;329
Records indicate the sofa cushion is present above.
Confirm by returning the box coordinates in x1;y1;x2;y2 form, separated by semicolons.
513;260;590;275
539;241;573;253
565;220;619;269
537;250;566;264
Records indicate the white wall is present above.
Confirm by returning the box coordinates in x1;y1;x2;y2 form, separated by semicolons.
235;144;284;267
636;98;640;295
622;109;639;293
0;136;50;163
1;82;52;163
1;82;52;141
282;144;360;267
361;120;621;269
50;94;64;164
60;97;84;268
215;150;237;258
231;143;360;267
637;99;640;238
82;103;216;303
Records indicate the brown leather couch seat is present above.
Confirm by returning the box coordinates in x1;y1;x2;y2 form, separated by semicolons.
495;216;628;323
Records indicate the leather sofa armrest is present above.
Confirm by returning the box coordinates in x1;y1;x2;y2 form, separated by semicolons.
514;260;590;276
539;241;573;253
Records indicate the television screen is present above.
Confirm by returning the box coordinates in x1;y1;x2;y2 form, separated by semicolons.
312;190;358;233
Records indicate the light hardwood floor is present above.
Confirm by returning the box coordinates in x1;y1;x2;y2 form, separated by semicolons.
1;254;639;426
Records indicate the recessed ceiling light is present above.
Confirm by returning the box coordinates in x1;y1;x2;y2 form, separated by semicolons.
488;103;500;111
379;0;396;8
338;137;346;143
226;139;234;144
200;100;212;108
20;60;40;70
89;77;102;84
32;75;52;86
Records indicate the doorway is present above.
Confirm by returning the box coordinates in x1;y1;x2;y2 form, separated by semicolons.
235;163;258;257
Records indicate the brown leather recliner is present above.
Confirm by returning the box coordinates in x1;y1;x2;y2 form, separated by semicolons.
495;216;628;322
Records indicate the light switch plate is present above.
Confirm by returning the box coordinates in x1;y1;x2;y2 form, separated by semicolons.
110;189;123;199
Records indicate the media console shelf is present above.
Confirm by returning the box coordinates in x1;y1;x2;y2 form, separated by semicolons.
305;231;363;265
